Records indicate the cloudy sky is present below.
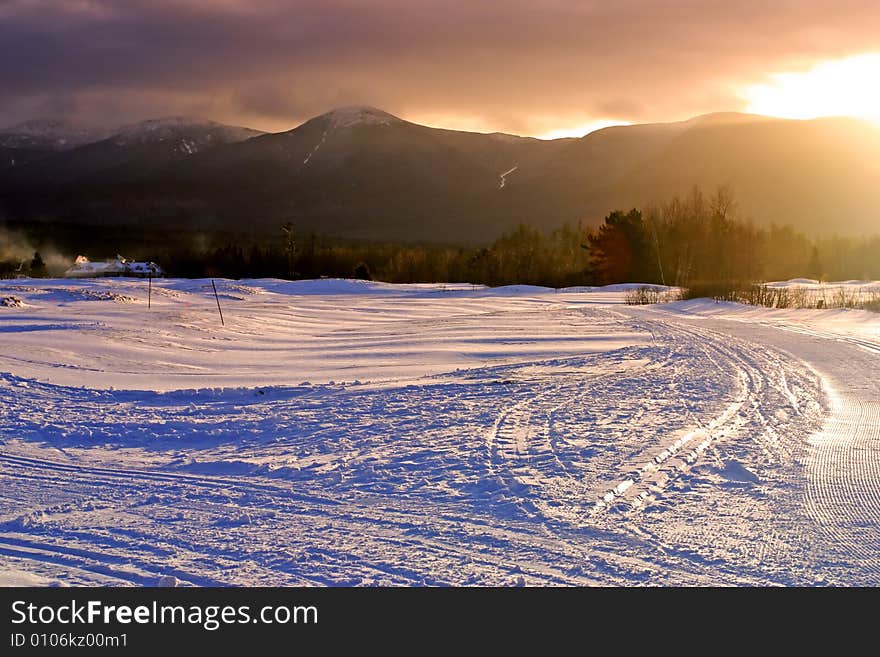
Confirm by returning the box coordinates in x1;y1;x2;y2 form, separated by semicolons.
2;0;880;137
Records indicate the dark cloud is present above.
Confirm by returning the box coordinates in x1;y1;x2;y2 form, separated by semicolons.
2;1;880;134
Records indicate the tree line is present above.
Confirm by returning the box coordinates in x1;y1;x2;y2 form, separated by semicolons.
3;187;880;285
161;222;593;288
588;187;880;286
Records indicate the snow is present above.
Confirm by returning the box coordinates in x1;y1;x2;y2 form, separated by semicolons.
178;138;197;155
325;106;399;129
498;165;518;189
489;132;530;144
0;567;67;587
0;278;643;391
299;107;398;164
110;117;262;148
770;278;821;286
303;129;328;166
1;278;879;586
661;297;880;350
0;119;112;150
762;277;880;300
115;116;213;137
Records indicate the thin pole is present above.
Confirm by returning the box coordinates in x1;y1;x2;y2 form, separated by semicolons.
148;271;152;309
211;279;225;326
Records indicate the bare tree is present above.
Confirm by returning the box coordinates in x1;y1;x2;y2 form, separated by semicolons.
281;222;298;279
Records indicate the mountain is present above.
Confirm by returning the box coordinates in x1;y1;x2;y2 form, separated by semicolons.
0;146;49;170
0;119;118;172
2;117;264;185
602;116;880;235
161;106;572;239
2;107;880;241
0;118;114;151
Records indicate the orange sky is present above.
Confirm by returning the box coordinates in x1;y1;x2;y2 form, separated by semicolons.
2;1;880;136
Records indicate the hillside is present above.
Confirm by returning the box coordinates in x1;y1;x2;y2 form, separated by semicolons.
2;108;880;241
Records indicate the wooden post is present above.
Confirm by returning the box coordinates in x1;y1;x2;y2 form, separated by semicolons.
211;279;225;326
148;271;152;309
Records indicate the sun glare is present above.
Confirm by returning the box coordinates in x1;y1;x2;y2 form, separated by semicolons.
743;53;880;123
537;119;631;140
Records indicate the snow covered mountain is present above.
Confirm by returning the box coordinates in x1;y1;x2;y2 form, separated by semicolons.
0;145;47;170
3;107;880;240
157;105;572;240
322;105;401;129
0;119;117;171
0;118;114;151
0;117;263;184
110;116;262;151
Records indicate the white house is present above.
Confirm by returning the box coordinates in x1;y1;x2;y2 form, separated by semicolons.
123;259;164;277
64;255;164;278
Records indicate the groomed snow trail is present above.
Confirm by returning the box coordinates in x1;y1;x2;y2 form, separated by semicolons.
659;308;880;585
0;280;877;585
807;388;880;583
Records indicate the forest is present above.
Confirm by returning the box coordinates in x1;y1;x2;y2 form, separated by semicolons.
2;188;880;286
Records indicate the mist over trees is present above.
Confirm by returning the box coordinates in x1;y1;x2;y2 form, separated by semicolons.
180;222;593;288
590;187;756;286
588;187;880;286
2;186;880;284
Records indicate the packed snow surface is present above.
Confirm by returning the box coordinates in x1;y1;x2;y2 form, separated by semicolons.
1;277;878;586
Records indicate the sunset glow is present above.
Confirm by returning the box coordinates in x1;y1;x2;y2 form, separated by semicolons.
4;3;880;136
743;53;880;123
537;119;632;140
5;0;880;599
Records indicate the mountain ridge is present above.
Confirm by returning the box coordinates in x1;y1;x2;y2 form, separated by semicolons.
2;108;879;241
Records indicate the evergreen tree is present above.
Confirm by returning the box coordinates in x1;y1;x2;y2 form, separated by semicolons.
353;262;372;280
29;251;47;278
807;246;823;281
588;209;653;284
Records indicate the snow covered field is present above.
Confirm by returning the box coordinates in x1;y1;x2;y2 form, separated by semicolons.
0;277;878;586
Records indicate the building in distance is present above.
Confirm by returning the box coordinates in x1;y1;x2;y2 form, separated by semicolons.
64;255;163;278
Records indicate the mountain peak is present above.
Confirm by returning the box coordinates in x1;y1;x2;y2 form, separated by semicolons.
110;116;262;148
0;118;114;150
4;118;83;133
322;106;401;128
488;132;534;143
116;116;223;135
683;112;779;126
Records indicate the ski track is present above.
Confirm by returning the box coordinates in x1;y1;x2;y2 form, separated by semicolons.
1;285;879;585
654;307;880;583
302;129;328;166
498;165;518;189
806;388;880;580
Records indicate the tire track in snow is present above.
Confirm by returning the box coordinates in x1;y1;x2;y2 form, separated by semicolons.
590;320;773;513
1;447;600;585
0;451;371;585
591;325;730;512
486;379;581;518
4;287;876;584
804;383;880;580
642;309;880;583
484;312;821;532
0;452;339;507
741;315;880;576
484;347;684;525
0;540;144;586
0;535;228;586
